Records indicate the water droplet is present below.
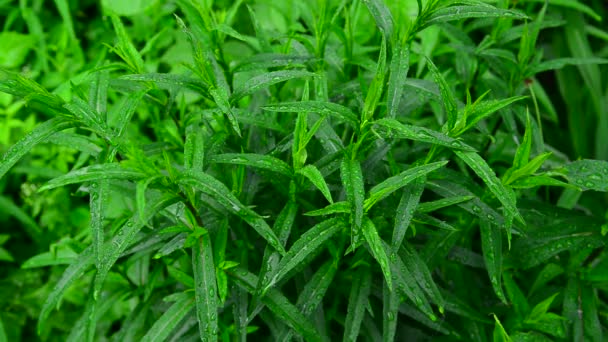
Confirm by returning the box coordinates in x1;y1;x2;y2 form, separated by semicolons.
127;221;134;227
585;181;594;188
209;288;215;296
387;311;395;321
473;206;481;213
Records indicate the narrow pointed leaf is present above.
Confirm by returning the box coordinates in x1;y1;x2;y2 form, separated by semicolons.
304;201;350;216
38;247;94;334
341;157;365;242
479;220;506;303
387;40;410;119
262;218;343;294
210;153;292;177
193;234;219;341
178;171;285;255
362;217;392;289
365;161;448;211
362;0;394;38
0;117;73;180
392;176;425;249
298;164;333;203
141;294;195;342
423;5;527;29
416;195;475;213
343;266;372;342
90;179;108;268
400;244;445;311
39;163;146;191
229;267;326;342
454;150;522;234
374;118;475;151
231;70;317;102
461;96;528;133
94;194;179;298
263;101;358;127
425;57;458;130
560;159;608;192
382;281;399;342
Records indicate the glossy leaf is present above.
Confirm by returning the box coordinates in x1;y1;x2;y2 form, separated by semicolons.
298;164;333;203
261;217;343;294
343;266;372;342
210;153;292;177
263;101;358;128
392;176;425;249
341;157;365;244
38;163;146;191
362;217;392;289
374;118;475;151
231;70;317;102
177;171;285;255
192;234;219;341
479;219;506;303
141;294;195;342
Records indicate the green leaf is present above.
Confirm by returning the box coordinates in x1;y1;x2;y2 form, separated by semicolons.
38;163;146;191
382;281;399;342
458;96;528;135
0;196;43;245
341;157;365;245
479;219;506;303
528;57;608;75
177;171;286;255
297;164;333;203
304;201;350;216
231;70;317;102
454;150;522;241
365;161;448;211
263;101;358;128
0;314;7;342
111;90;147;139
343;266;372;342
362;217;392;289
38;247;94;334
387;40;410;119
425;57;458;130
192;234;219;341
392;176;425;249
233;53;312;72
492;314;512;342
0;117;73;180
423;5;527;29
561;159;608;192
362;35;387;122
90;180;108;268
374;118;475;151
362;0;394;38
261;218;343;294
417;195;475;213
400;244;445;311
210;86;241;136
110;15;144;73
229;267;326;342
94;194;178;298
141;293;195;342
210;153;292;177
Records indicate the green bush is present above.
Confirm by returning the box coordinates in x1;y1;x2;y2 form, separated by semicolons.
1;0;608;341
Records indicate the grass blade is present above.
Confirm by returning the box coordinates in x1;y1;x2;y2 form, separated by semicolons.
141;294;195;342
192;234;219;341
343;266;372;342
261;217;343;294
178;171;285;255
422;5;527;29
362;217;392;289
382;281;399;342
0;117;73;179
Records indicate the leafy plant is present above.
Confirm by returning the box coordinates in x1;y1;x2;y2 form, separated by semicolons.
1;0;608;341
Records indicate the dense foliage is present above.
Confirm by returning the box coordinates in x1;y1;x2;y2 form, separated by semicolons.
1;0;608;341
